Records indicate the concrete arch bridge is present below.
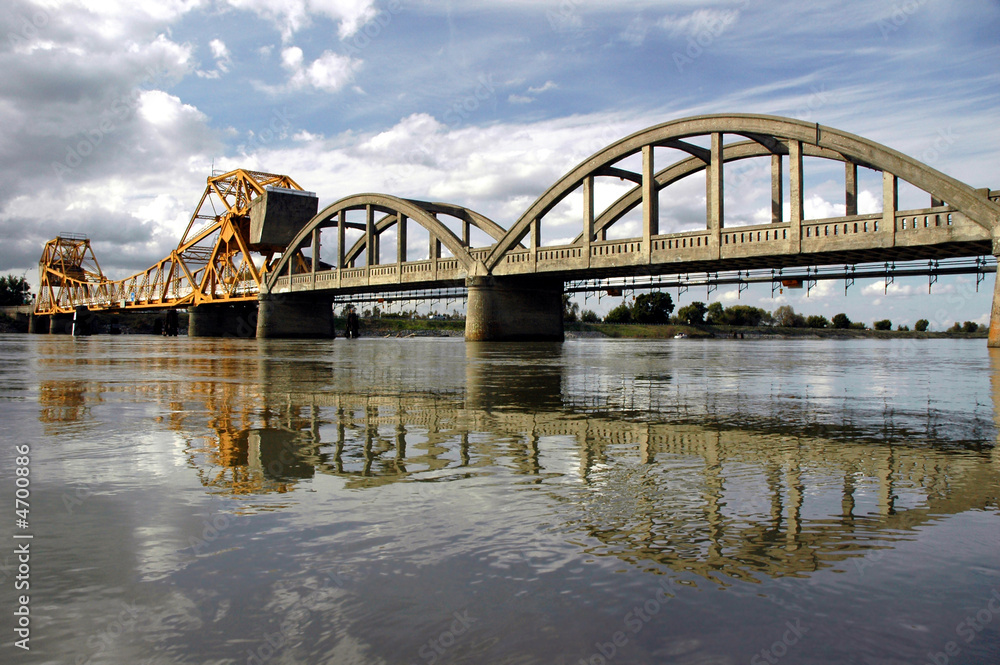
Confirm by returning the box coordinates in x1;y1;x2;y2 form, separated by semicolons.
262;114;1000;341
34;114;1000;342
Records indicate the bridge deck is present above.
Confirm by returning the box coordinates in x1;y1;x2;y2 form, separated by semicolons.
272;206;990;295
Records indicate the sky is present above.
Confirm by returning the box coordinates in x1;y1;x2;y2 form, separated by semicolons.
1;0;999;329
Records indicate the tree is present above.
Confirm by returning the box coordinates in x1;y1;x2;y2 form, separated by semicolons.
774;305;806;328
605;302;632;323
805;315;829;329
873;319;892;331
962;321;980;333
897;324;910;331
0;275;31;306
914;319;929;332
580;309;599;323
562;294;580;322
948;322;962;333
706;301;725;324
676;301;707;325
832;313;851;329
631;292;674;324
725;305;769;327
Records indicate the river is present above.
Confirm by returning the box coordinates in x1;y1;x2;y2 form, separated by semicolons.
0;334;997;664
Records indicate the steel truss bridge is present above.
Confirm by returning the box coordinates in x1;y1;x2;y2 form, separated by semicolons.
33;114;1000;340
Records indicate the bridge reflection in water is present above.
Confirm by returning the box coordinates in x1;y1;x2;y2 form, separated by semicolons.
36;338;997;588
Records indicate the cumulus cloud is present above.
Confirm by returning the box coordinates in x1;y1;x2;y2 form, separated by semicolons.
718;289;742;303
280;46;361;92
197;38;232;78
0;4;218;278
862;281;922;298
222;0;378;42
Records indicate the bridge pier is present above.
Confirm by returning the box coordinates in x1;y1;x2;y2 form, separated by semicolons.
72;306;93;336
188;304;259;338
28;314;49;334
989;259;1000;348
49;313;74;334
465;277;564;342
256;294;335;339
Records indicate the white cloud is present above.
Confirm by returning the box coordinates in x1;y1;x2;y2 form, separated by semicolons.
209;38;229;61
508;94;534;104
658;9;740;39
719;289;741;303
528;81;558;94
222;0;378;42
618;15;649;46
279;47;361;92
858;189;881;214
196;38;232;78
861;281;922;298
803;280;836;300
803;194;845;220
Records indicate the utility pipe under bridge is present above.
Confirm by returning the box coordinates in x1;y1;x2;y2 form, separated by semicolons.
263;114;1000;342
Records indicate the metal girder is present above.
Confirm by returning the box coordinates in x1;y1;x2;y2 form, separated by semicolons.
35;169;303;315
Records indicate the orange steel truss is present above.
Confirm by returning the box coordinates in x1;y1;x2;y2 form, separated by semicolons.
35;169;306;315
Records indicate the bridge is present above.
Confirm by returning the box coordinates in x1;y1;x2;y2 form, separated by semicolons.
31;114;1000;342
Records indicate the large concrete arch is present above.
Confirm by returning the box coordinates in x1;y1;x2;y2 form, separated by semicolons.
575;139;847;243
486;113;1000;272
264;194;500;293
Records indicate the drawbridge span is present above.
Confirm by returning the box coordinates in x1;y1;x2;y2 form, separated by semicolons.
34;114;1000;341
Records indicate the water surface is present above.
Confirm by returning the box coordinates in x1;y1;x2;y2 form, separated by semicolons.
1;335;998;664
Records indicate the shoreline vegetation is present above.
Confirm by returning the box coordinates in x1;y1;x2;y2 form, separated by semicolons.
0;312;988;339
355;318;989;340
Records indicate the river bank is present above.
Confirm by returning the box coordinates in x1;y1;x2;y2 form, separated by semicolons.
356;318;989;340
3;312;986;340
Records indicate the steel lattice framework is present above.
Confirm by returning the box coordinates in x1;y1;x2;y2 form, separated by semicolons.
35;169;305;315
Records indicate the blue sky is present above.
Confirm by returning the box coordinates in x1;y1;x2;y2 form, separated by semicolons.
2;0;999;328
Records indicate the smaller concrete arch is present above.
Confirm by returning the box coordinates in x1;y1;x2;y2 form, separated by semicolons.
340;199;509;268
263;194;501;293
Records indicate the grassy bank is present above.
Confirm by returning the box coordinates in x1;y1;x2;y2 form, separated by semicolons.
567;321;988;340
337;317;465;337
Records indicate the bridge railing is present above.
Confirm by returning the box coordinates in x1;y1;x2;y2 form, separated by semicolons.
268;203;989;293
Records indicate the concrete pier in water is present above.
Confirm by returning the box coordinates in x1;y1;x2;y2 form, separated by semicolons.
256;295;335;339
465;277;564;342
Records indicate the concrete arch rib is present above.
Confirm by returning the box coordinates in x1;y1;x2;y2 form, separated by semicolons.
581;140;844;241
486;113;1000;272
340;199;511;266
264;194;485;292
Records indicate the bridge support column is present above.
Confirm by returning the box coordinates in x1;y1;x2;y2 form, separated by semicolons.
72;306;93;336
256;294;334;339
989;256;1000;348
28;314;49;334
49;313;73;334
465;277;563;342
188;304;259;338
